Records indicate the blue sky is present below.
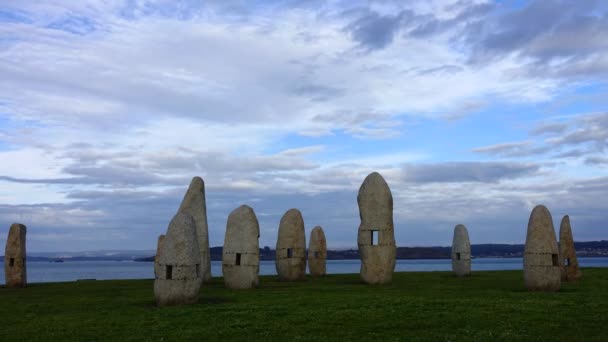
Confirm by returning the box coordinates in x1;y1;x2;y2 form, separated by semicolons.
0;0;607;252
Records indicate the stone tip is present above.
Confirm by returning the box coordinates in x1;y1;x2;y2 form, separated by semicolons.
189;176;204;188
232;204;254;215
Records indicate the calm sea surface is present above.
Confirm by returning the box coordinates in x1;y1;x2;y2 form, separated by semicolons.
1;257;607;284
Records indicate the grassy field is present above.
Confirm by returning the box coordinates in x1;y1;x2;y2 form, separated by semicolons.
1;269;607;341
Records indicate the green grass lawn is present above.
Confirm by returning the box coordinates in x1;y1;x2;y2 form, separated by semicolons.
1;269;607;341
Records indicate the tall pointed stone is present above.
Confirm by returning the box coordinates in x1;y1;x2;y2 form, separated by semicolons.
4;223;27;288
308;226;327;277
154;212;202;306
275;209;306;281
178;176;211;283
451;224;471;277
357;172;396;284
222;205;260;289
559;215;582;281
154;234;165;278
524;205;561;292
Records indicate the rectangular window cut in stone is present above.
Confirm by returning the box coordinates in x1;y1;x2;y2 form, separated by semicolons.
552;254;559;266
236;253;241;265
565;258;571;266
9;258;14;267
371;230;379;245
196;264;200;278
314;251;319;259
456;253;461;260
287;248;293;258
166;265;173;280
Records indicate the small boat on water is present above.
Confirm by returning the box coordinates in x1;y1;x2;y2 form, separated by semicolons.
53;259;64;263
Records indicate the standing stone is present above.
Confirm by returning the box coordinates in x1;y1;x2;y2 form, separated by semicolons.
451;224;471;276
154;212;202;306
308;226;327;277
357;172;396;284
222;205;260;289
524;205;561;292
154;234;165;278
4;223;27;288
559;215;582;281
275;209;306;281
178;176;212;283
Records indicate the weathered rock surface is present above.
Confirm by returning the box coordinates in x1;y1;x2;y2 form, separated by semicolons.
559;215;582;281
357;172;396;284
222;205;260;289
4;223;27;288
154;212;202;306
154;234;165;278
451;224;471;277
308;226;327;277
178;176;212;283
275;209;306;281
524;205;561;292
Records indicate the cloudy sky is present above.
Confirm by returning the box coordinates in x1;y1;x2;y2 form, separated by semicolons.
0;0;607;252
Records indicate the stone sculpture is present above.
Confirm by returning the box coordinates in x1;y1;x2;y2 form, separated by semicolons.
275;209;306;281
178;176;212;283
357;172;396;284
451;224;471;277
559;215;582;281
222;205;260;289
523;205;561;292
308;226;327;277
154;234;165;278
4;223;27;288
154;212;202;306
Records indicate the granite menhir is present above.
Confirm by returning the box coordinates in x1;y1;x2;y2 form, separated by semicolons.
4;223;27;288
308;226;327;277
451;224;471;277
523;205;561;292
222;205;260;289
357;172;396;284
559;215;582;281
275;209;306;281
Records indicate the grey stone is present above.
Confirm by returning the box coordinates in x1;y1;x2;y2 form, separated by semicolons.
4;223;27;288
154;212;202;306
523;205;561;292
154;234;165;279
357;172;396;284
275;209;306;281
451;224;471;277
308;226;327;277
222;205;260;289
178;176;212;283
559;215;582;281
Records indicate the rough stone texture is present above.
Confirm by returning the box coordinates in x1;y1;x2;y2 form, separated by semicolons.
154;212;202;306
451;224;471;277
523;205;561;292
559;215;582;281
308;226;327;277
222;205;260;289
4;223;27;288
154;234;165;279
357;172;396;284
275;209;306;281
178;176;212;283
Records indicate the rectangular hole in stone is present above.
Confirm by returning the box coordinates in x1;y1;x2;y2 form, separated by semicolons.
371;230;378;246
552;254;559;266
196;264;200;278
314;251;319;259
9;258;14;267
456;253;461;261
166;265;173;280
565;258;571;266
287;248;293;258
236;253;241;266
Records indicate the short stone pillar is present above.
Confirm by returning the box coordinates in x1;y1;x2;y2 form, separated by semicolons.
559;215;582;281
357;172;396;284
451;224;471;277
523;205;560;292
222;205;260;289
4;223;27;288
154;213;202;306
308;226;327;277
275;209;306;281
